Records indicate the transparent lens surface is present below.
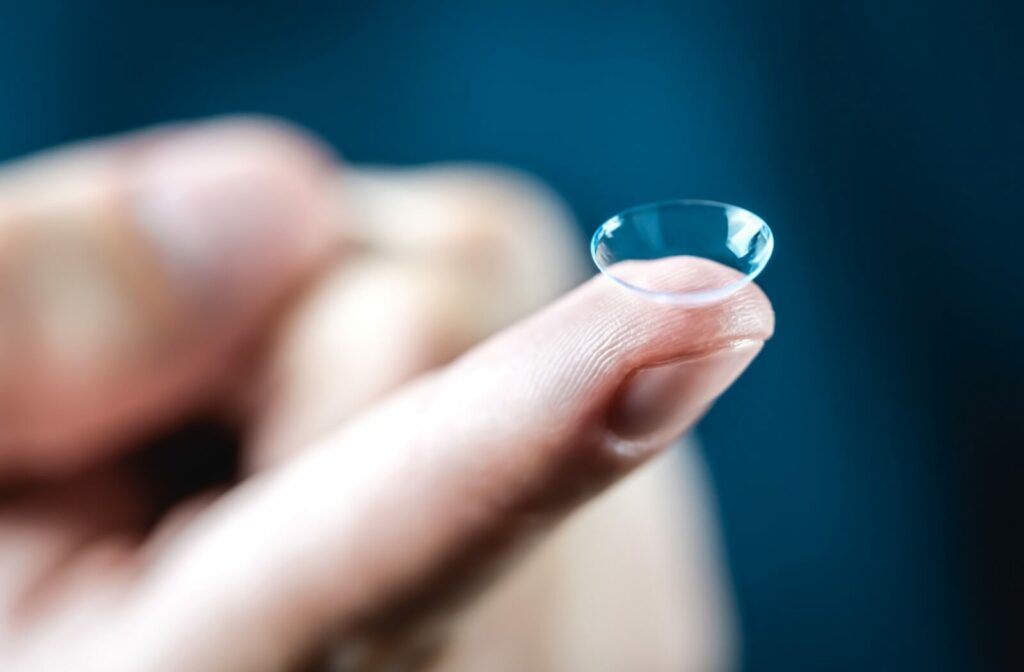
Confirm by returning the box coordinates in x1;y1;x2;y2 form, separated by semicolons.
590;199;774;305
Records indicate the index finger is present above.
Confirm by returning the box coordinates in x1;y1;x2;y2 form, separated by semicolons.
124;257;774;672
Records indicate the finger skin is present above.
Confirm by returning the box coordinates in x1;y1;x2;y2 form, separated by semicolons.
124;257;774;672
0;118;333;478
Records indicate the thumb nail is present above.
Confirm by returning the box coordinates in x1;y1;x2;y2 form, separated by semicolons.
130;130;321;315
608;341;763;442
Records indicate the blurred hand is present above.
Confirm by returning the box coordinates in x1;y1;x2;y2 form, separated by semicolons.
0;119;773;672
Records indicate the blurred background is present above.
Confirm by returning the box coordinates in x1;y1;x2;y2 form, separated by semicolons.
1;1;1021;669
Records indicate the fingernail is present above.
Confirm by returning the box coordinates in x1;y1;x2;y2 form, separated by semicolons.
130;132;313;313
608;341;763;441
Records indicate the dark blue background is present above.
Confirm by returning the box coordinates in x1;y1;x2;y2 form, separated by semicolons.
2;2;1021;669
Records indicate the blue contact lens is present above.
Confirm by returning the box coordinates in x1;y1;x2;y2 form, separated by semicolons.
590;199;773;305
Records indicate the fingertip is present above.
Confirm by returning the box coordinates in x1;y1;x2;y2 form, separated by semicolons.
585;256;775;348
488;255;773;392
450;255;773;471
583;258;774;431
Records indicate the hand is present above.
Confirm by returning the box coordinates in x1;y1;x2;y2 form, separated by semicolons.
0;119;773;672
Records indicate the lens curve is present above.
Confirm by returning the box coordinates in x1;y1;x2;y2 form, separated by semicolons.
590;199;774;305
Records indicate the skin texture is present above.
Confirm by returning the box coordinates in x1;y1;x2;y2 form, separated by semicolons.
0;118;774;671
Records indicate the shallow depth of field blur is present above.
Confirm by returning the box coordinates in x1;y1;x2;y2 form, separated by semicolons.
1;2;1021;670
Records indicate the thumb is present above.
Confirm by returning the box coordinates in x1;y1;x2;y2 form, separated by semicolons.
0;118;334;477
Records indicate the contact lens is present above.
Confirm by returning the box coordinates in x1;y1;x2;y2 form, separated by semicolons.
590;199;773;305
